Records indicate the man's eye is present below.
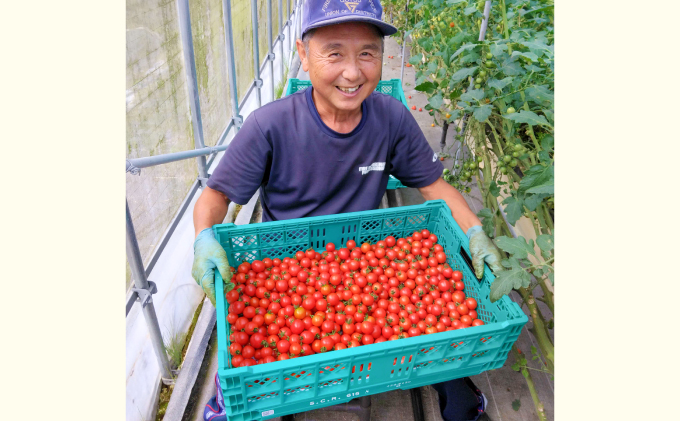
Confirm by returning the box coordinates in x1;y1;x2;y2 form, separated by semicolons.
330;53;340;57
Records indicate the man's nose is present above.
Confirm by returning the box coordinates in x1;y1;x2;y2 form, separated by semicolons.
342;57;362;82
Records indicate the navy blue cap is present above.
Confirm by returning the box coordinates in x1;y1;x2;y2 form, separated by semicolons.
301;0;398;37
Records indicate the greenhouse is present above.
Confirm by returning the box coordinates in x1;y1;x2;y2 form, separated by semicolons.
125;1;554;420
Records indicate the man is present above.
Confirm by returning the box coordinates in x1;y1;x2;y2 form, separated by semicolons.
192;1;502;420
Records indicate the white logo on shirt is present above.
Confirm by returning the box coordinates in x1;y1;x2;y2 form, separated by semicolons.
359;162;386;175
433;152;439;162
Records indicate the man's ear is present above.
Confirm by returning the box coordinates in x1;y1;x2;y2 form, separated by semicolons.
296;39;309;72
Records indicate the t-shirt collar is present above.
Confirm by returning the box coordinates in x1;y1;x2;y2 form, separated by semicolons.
305;86;368;138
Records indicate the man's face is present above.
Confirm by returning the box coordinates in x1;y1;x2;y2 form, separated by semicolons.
298;22;382;115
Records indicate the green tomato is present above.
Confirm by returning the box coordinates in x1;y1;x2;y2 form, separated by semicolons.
512;151;520;158
503;155;512;163
476;155;483;162
486;52;493;59
443;168;450;175
475;84;481;89
475;77;482;84
513;144;523;151
465;187;471;193
454;164;460;169
464;171;471;178
500;167;508;174
507;107;516;114
510;159;518;167
479;70;487;77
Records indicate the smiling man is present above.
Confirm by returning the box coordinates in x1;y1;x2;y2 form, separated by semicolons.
192;1;499;420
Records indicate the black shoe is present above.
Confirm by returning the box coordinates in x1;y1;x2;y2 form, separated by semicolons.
463;377;490;421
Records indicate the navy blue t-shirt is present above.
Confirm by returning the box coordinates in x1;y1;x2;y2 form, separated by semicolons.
207;87;443;222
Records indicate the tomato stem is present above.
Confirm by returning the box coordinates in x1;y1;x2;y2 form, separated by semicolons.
512;346;548;421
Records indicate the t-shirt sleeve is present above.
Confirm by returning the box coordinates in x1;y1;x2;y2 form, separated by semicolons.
206;112;272;205
389;104;444;188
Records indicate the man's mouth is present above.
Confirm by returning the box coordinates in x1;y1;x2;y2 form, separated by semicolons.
336;84;363;95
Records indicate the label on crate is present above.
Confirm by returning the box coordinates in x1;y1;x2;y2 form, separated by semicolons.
262;410;274;417
307;390;370;406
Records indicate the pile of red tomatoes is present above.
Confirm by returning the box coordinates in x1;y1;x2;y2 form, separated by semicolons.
225;229;484;368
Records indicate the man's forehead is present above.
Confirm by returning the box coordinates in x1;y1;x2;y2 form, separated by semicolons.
310;22;382;47
318;41;381;52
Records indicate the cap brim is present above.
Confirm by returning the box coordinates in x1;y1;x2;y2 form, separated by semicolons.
305;16;398;37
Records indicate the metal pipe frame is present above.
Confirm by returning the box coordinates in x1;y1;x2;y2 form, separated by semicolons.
222;0;243;131
177;0;208;181
267;0;275;100
400;0;409;84
126;144;229;173
251;0;263;108
479;1;492;41
278;0;284;82
126;200;173;381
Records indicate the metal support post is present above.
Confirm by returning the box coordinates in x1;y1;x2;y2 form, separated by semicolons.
222;0;243;131
278;0;284;81
267;0;275;101
400;0;409;84
479;1;492;41
251;0;263;108
177;0;208;181
287;0;291;52
126;200;173;382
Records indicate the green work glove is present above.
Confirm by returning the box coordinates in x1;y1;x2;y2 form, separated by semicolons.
466;225;504;279
191;228;234;306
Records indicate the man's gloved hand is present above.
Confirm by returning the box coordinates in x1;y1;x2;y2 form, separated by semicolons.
191;228;235;306
466;225;504;279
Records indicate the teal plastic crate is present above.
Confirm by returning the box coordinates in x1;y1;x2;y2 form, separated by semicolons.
285;78;409;190
212;200;527;421
387;175;406;189
285;78;408;108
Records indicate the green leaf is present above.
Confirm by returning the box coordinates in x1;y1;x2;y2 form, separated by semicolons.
488;77;513;91
461;89;484;102
450;43;479;60
548;272;554;285
501;196;524;226
408;54;422;66
490;259;531;302
437;67;447;79
512;399;521;411
501;61;524;76
489;181;500;197
519;164;554;195
542;109;554;123
447;0;467;5
464;6;477;15
540;135;554;151
449;66;478;82
428;93;444;109
519;40;554;55
415;81;436;93
526;85;554;104
524;193;547;211
511;51;539;62
503;110;551;127
495;236;535;259
511;361;520;372
477;208;495;238
489;43;507;56
538;150;551;163
536;234;554;253
501;259;512;268
533;268;543;278
473;104;493;122
427;61;438;73
460;52;480;64
531;345;538;355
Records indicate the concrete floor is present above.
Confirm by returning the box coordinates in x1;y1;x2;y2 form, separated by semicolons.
182;35;554;421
